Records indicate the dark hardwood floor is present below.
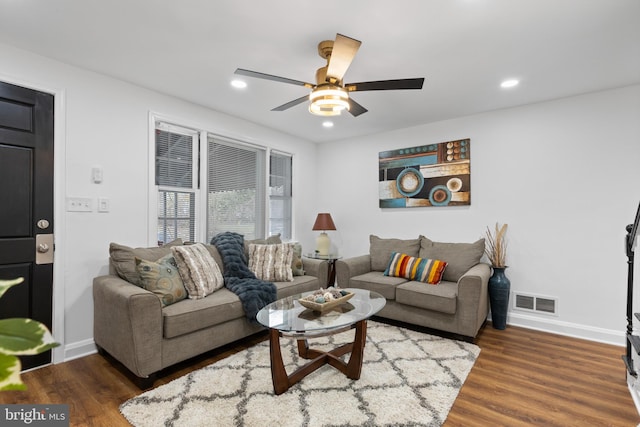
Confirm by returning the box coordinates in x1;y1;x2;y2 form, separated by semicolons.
2;322;639;426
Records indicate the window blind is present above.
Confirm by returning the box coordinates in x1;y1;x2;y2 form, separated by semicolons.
155;128;195;188
207;138;265;241
157;190;195;244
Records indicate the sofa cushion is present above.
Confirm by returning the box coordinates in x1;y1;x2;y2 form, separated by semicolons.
162;288;245;338
109;239;183;286
135;254;188;307
420;238;485;282
350;271;407;300
369;235;421;271
172;243;224;299
396;280;458;314
248;243;294;282
384;252;448;285
274;275;319;299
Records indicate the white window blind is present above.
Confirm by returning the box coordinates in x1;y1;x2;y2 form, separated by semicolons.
206;137;265;242
155;122;198;244
269;152;292;239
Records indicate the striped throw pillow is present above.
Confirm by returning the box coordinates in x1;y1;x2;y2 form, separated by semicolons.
248;243;294;282
384;252;448;285
172;243;224;299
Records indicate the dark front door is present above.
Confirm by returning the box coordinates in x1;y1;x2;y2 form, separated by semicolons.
0;81;54;370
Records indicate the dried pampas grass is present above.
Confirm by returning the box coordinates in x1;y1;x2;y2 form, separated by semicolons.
485;222;508;267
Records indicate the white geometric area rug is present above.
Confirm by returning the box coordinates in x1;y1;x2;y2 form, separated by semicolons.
120;321;480;427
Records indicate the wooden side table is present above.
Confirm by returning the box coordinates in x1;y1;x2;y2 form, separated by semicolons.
304;253;342;286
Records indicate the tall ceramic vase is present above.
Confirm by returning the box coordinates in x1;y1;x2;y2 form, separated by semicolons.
488;267;510;330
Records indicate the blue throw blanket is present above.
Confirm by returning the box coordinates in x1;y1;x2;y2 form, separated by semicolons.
210;232;277;322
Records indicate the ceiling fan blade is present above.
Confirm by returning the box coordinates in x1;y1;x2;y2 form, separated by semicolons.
346;78;425;92
347;97;368;117
325;34;362;83
271;95;309;111
235;68;314;88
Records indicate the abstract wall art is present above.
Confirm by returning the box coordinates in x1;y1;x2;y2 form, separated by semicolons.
379;138;471;208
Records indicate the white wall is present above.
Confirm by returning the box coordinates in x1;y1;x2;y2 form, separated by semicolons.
2;38;638;360
317;85;640;345
0;43;319;361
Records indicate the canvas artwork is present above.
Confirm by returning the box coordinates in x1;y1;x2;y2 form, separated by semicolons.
379;138;471;208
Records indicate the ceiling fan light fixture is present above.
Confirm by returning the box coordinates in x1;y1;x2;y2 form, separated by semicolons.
309;84;350;116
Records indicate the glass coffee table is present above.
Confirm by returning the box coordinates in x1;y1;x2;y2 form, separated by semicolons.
256;288;386;395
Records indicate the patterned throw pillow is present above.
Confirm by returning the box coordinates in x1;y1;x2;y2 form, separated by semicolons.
136;254;187;307
291;242;305;276
384;252;448;285
248;243;294;282
109;238;183;286
172;243;224;299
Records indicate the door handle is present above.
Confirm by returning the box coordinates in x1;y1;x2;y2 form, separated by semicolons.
36;234;54;264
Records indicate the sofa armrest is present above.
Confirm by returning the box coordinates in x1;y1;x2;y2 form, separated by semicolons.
335;255;372;287
455;263;491;336
93;275;163;378
301;257;329;286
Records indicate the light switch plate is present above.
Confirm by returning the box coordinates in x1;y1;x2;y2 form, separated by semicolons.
98;197;110;212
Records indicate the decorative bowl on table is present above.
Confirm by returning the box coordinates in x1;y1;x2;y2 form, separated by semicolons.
298;287;354;313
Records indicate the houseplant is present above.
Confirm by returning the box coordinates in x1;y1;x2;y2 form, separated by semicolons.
485;223;510;330
0;277;59;391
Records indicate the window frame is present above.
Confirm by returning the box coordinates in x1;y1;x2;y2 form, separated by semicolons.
148;113;293;246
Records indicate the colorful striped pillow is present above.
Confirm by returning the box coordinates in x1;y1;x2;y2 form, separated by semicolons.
383;252;448;285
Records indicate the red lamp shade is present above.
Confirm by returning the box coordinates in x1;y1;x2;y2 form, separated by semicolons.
312;213;336;231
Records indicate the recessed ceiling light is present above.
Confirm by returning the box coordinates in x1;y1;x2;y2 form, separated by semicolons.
231;79;247;89
500;79;519;88
322;121;334;128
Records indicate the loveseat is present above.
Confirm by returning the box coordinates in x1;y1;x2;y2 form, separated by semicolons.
335;235;490;341
93;236;327;388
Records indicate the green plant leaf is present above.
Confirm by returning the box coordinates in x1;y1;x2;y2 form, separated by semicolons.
0;318;59;355
0;352;26;391
0;277;24;299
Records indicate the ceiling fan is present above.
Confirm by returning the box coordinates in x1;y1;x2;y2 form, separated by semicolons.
234;33;425;117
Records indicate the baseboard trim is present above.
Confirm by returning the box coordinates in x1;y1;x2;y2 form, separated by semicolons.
504;311;624;346
62;315;623;364
64;339;97;362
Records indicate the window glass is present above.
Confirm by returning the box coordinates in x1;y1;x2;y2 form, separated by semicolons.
269;152;292;239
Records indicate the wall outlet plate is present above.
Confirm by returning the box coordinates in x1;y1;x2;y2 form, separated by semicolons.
66;197;92;212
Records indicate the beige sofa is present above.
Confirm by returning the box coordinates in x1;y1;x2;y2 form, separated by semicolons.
335;235;490;341
93;238;327;388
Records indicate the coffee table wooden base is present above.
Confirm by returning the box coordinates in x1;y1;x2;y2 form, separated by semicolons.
268;319;368;395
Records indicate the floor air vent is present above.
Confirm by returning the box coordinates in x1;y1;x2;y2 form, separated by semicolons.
514;293;558;315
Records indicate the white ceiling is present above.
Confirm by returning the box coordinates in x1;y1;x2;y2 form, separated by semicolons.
1;0;639;143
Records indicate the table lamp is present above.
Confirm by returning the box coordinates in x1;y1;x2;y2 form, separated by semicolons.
312;213;336;256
